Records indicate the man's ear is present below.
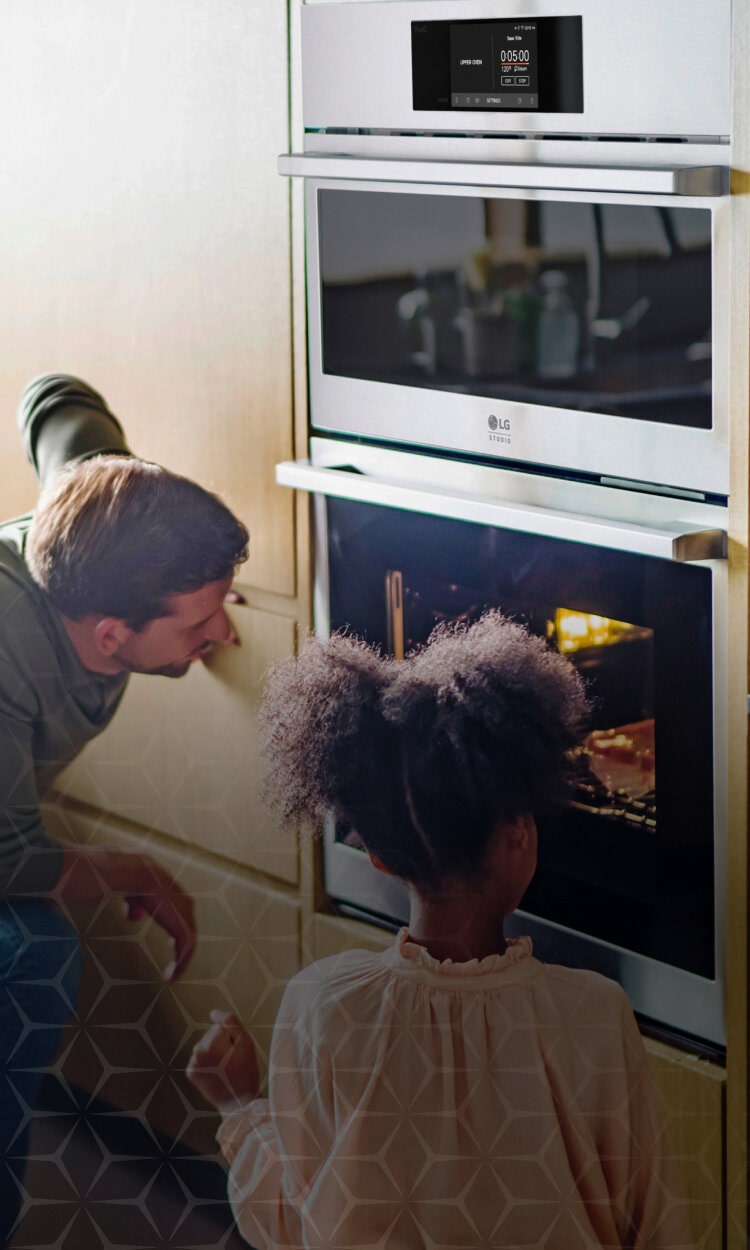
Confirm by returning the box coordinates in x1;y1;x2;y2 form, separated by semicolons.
92;617;132;657
368;851;394;877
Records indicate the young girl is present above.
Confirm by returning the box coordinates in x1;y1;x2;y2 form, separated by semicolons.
188;612;693;1250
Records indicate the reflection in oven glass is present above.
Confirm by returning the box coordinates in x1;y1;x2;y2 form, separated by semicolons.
319;190;713;429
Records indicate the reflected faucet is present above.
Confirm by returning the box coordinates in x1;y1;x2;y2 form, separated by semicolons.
397;287;437;374
591;295;651;342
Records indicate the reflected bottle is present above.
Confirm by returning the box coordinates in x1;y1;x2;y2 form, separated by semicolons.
536;270;580;380
506;274;541;377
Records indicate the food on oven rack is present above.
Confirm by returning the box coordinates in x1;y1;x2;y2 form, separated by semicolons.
570;719;656;830
586;719;654;790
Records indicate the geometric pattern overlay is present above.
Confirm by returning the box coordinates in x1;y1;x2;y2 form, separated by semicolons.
6;803;298;1249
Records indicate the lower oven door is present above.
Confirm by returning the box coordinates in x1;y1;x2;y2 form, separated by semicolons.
278;449;728;1047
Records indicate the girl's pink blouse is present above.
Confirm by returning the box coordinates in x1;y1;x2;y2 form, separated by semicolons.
218;930;695;1250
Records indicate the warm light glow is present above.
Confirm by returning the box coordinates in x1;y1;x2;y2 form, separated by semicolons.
553;608;643;654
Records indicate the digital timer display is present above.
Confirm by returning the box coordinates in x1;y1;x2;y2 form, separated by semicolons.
449;20;539;109
411;16;583;115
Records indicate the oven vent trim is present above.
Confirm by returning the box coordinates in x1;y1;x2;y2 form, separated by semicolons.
306;128;730;147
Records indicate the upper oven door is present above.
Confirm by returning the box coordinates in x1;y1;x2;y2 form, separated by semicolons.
291;166;730;498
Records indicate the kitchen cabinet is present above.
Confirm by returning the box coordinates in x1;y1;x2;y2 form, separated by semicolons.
0;0;294;597
44;806;301;1155
0;0;304;1156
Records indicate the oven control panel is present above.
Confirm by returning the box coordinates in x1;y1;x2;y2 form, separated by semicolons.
300;0;730;140
412;16;583;113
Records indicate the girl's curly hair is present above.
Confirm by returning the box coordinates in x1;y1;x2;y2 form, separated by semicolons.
259;611;590;892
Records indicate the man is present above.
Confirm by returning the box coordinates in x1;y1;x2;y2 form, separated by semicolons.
0;374;249;1236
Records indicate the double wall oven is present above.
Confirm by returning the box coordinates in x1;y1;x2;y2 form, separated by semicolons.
279;0;732;1047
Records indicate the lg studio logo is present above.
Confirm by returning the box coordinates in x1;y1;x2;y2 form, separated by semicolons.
488;414;511;445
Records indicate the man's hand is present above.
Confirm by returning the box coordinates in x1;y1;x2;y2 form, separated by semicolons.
55;844;197;981
187;1010;261;1113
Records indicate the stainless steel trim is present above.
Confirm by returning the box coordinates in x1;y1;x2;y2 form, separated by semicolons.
277;459;727;562
312;492;331;644
280;153;729;197
309;437;729;530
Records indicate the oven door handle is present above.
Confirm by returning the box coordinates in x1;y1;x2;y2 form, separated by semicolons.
276;460;727;563
278;154;729;198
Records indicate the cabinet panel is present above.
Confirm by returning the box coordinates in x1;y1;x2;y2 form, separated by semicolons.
0;0;294;596
311;910;392;961
645;1038;726;1250
45;807;301;1153
57;604;299;884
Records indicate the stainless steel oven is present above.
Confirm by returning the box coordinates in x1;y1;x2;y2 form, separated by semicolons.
279;441;728;1047
282;0;731;498
278;0;734;1047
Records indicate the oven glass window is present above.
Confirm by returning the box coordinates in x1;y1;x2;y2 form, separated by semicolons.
326;497;715;979
318;190;712;429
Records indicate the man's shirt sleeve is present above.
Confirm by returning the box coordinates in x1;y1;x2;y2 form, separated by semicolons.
0;662;64;896
17;373;130;486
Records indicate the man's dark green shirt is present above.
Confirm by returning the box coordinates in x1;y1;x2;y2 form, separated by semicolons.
0;375;130;895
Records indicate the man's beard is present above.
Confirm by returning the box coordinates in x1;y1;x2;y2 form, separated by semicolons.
142;661;193;678
114;652;193;679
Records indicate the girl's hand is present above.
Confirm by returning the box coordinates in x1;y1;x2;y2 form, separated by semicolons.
186;1010;261;1113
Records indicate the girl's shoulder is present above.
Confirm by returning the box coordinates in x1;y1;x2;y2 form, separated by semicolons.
540;960;632;999
279;947;392;1015
534;960;639;1031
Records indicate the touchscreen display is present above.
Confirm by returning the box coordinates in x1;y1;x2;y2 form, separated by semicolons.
450;20;539;110
412;16;583;114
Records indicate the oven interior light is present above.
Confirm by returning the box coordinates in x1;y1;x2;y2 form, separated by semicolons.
552;608;645;654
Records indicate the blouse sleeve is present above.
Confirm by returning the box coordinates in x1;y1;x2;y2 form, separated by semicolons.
216;985;333;1250
217;1098;305;1250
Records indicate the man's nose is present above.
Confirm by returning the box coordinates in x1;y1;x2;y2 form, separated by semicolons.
206;608;238;646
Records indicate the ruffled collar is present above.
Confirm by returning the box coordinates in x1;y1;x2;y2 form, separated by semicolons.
395;928;533;977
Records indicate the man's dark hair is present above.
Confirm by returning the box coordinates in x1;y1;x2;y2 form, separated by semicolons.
260;612;590;892
26;455;249;630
